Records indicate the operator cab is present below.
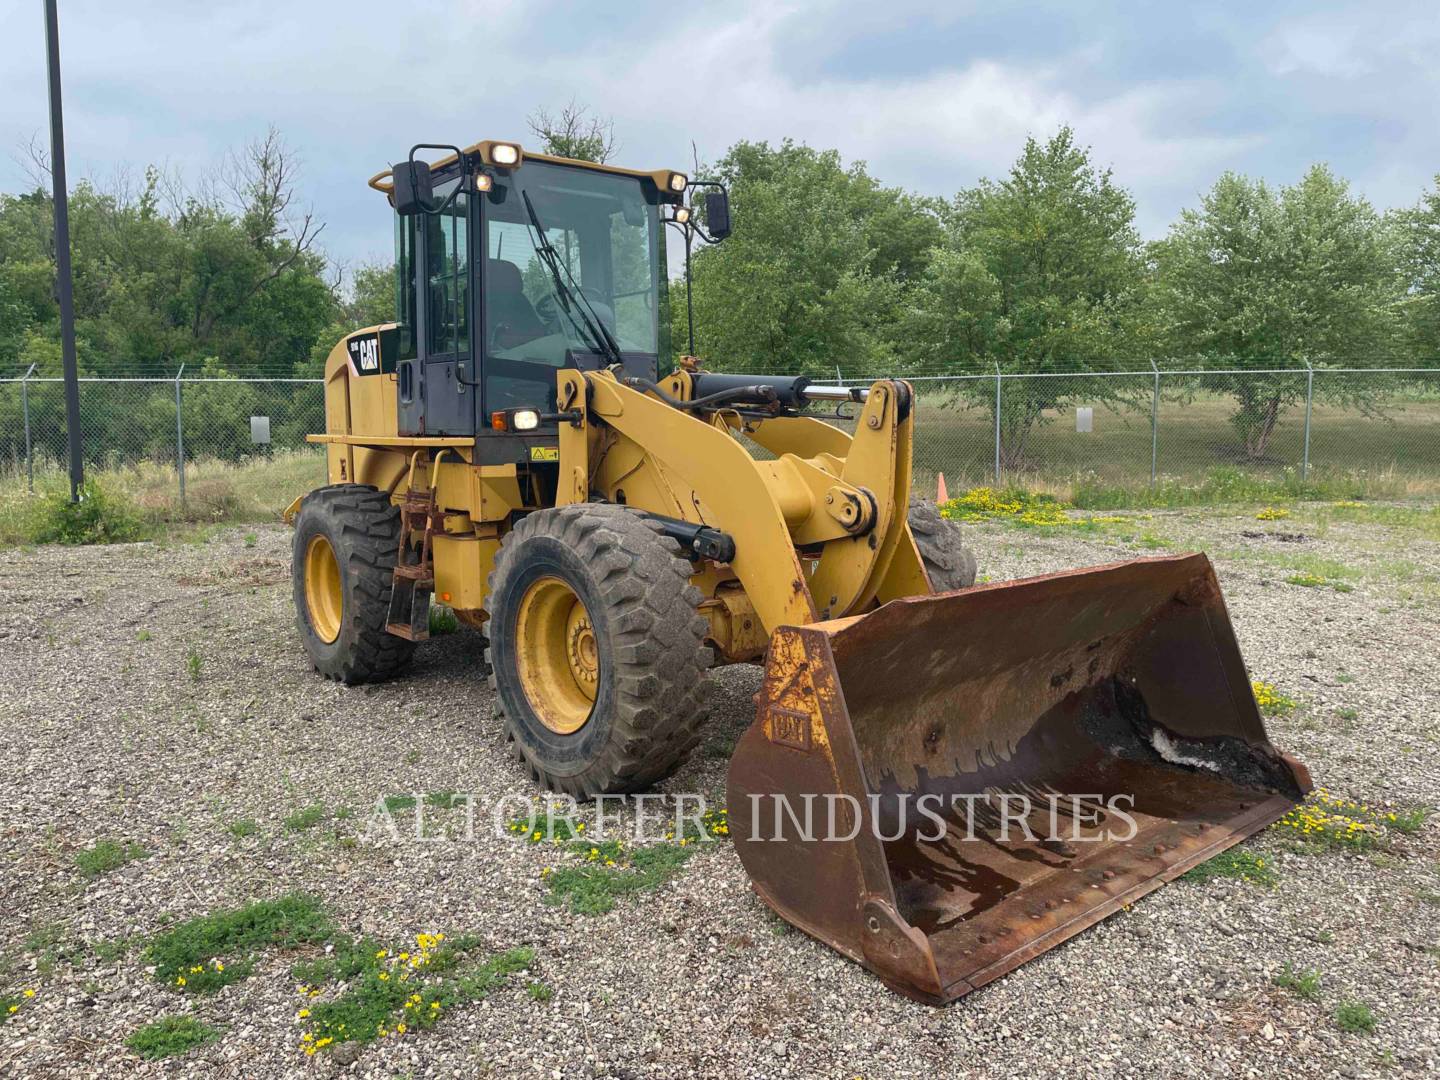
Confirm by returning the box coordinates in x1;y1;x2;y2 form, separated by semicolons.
381;142;686;459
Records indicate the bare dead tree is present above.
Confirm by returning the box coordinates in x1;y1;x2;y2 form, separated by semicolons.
193;126;326;338
14;133;52;188
526;100;618;164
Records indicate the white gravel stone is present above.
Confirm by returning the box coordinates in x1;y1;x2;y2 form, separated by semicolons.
0;507;1435;1078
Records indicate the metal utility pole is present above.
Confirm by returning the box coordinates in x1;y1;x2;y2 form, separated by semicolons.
44;0;85;500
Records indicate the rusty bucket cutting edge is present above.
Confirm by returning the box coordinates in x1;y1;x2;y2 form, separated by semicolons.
726;553;1311;1005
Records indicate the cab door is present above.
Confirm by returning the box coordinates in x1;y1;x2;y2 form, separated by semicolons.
415;178;476;436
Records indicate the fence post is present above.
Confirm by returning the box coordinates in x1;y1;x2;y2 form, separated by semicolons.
1149;360;1160;488
21;363;37;493
174;364;186;504
1301;359;1314;482
993;363;1002;485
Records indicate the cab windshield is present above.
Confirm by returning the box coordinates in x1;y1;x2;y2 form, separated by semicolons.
484;161;667;412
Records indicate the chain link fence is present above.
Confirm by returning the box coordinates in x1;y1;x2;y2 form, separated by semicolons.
2;366;1437;505
0;373;325;504
822;366;1440;500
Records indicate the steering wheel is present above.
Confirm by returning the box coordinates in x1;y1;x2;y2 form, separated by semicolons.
535;285;611;329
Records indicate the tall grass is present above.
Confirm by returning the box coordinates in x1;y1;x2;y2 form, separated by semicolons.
907;390;1440;501
1069;466;1388;509
0;449;325;546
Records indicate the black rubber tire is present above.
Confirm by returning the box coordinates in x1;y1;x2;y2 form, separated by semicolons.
292;484;416;685
908;498;978;592
484;505;714;798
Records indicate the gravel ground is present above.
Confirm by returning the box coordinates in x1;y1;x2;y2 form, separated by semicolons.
1;506;1437;1079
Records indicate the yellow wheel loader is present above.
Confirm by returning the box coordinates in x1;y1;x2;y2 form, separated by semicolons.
288;139;1310;1003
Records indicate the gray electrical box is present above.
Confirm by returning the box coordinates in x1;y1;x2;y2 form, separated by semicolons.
1076;407;1093;433
250;416;271;444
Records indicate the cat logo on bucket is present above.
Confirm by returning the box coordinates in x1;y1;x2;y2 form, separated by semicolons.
767;707;812;751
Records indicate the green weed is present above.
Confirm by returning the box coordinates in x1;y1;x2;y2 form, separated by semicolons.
297;936;532;1052
125;1015;222;1059
1181;848;1277;887
1334;1001;1377;1033
75;840;146;878
227;818;259;839
144;893;332;994
2;992;28;1022
1275;790;1416;851
543;844;696;916
186;648;202;681
526;981;554;1003
1285;572;1354;592
1252;680;1298;716
91;936;131;963
425;791;468;809
284;805;326;832
1273;964;1323;1001
1387;807;1430;835
428;604;459;635
25;923;65;954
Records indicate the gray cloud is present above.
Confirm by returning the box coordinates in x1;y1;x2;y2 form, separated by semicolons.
3;0;1436;275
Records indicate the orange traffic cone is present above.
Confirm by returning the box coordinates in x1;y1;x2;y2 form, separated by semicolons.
935;472;949;506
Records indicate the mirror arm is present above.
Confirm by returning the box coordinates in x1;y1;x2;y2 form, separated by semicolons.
398;143;467;216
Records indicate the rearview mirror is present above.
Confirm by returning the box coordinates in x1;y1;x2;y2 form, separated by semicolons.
704;191;731;240
392;160;435;216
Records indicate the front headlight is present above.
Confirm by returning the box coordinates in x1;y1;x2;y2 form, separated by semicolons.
491;143;521;167
511;408;541;431
667;171;688;192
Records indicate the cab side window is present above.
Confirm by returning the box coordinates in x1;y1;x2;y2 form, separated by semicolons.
394;215;417;360
425;190;469;356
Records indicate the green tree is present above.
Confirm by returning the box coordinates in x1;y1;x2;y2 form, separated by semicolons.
1154;165;1402;457
348;262;396;326
0;130;338;378
907;128;1148;464
0;130;342;464
682;140;940;375
304;260;398;374
1394;174;1440;362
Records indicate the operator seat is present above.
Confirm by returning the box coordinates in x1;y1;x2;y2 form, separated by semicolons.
487;258;547;347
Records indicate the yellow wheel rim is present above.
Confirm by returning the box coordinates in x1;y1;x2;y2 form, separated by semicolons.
304;534;343;644
515;576;598;735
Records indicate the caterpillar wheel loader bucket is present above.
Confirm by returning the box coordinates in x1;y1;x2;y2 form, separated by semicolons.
727;553;1310;1005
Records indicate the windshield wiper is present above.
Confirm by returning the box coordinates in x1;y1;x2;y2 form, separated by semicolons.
520;190;624;366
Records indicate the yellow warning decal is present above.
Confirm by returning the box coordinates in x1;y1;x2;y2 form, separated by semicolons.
528;446;560;462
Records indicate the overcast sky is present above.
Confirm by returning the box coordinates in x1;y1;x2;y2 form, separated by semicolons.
3;0;1438;281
